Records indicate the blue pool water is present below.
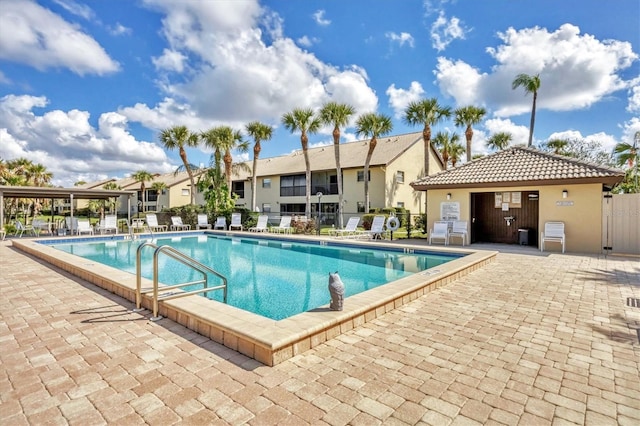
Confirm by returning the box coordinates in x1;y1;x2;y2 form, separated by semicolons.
48;234;462;320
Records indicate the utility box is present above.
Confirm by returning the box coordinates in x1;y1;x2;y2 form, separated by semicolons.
518;228;529;245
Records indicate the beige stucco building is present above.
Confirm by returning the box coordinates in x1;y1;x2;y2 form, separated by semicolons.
411;147;625;254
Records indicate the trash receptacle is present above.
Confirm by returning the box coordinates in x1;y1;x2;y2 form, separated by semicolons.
518;228;529;245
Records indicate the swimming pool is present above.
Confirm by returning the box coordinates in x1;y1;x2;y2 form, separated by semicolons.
48;234;461;320
14;232;496;365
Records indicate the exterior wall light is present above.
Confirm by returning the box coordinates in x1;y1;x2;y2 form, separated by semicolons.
562;190;568;199
446;193;452;200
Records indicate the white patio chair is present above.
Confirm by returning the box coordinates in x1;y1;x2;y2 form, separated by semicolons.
429;221;449;245
170;216;191;231
249;215;269;232
213;217;227;230
76;219;94;235
270;216;292;234
197;214;211;229
229;213;243;231
14;220;37;237
330;216;361;239
96;214;118;234
363;215;387;240
145;214;167;232
448;220;468;246
540;221;565;253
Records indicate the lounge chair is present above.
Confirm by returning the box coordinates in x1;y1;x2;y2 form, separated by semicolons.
13;220;37;237
213;217;226;230
96;214;118;234
448;220;468;246
331;216;361;239
65;217;79;234
145;214;167;232
249;215;269;232
0;227;5;241
170;216;191;231
540;221;565;253
364;215;387;240
270;216;292;234
76;219;94;235
429;221;449;245
229;213;243;231
197;214;211;229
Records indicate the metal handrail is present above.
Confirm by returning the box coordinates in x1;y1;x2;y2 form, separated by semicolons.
134;242;228;321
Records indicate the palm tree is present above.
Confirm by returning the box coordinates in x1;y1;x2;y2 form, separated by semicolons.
26;163;52;187
132;170;154;213
319;101;355;228
432;131;460;170
281;108;321;216
355;112;393;212
454;105;486;162
245;121;273;212
403;98;452;177
159;125;200;205
103;182;121;214
545;138;569;155
448;140;466;167
486;132;512;151
512;73;541;147
614;133;639;193
207;126;249;196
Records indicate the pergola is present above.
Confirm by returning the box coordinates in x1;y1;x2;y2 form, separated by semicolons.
0;185;136;233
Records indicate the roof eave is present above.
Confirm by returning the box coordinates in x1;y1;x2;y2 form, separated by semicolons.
410;176;625;191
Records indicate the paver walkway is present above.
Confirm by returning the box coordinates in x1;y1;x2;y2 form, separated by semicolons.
1;240;639;425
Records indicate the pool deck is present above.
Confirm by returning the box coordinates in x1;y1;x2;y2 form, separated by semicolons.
1;237;639;425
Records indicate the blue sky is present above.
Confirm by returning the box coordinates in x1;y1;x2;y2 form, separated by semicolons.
1;0;638;186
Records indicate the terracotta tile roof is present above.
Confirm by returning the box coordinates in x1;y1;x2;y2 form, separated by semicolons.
411;147;625;190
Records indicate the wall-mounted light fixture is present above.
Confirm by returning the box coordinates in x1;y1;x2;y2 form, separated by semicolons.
562;189;568;199
446;193;452;200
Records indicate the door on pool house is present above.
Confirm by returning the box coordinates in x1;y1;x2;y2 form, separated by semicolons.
470;191;539;245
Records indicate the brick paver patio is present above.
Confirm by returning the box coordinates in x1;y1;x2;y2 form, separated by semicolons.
1;240;638;425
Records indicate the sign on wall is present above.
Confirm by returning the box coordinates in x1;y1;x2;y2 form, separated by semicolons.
495;192;522;209
440;201;460;220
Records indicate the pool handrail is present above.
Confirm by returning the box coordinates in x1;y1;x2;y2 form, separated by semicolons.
135;242;228;320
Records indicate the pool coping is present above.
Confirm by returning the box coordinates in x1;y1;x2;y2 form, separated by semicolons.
11;231;497;366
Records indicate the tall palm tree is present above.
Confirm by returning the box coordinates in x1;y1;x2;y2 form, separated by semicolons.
208;126;249;196
103;182;121;214
159;125;200;205
545;138;569;155
512;73;541;147
614;133;639;193
281;108;321;216
454;105;486;162
432;131;460;170
355;112;393;212
403;98;451;177
319;101;355;228
448;140;466;167
486;132;512;151
132;170;153;213
245;121;273;212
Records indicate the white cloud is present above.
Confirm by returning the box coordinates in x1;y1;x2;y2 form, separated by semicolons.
436;24;638;118
385;32;415;48
430;12;467;52
108;23;132;36
312;10;331;26
297;35;319;48
152;48;187;73
140;1;377;126
484;118;530;148
0;0;119;76
0;95;174;186
52;0;94;20
386;82;425;118
627;82;640;113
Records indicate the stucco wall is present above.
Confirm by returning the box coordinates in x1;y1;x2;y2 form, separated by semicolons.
426;183;605;253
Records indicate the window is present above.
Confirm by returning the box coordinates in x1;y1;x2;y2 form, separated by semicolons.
357;170;370;182
262;203;271;213
397;202;405;208
181;189;190;196
357;202;365;213
396;171;405;183
232;181;245;198
262;178;271;188
280;174;306;196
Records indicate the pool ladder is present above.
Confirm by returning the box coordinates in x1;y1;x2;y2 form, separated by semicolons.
134;242;228;321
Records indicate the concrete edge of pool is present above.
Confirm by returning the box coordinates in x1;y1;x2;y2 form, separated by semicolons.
11;232;497;366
